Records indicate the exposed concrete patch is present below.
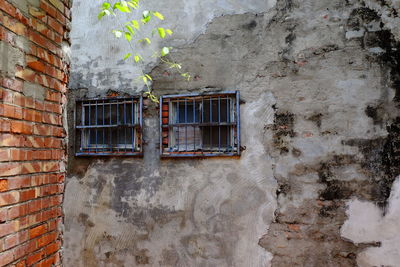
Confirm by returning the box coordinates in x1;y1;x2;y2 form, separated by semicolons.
0;40;25;77
23;82;45;100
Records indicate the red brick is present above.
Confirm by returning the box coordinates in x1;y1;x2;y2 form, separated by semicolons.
10;149;26;161
45;90;61;102
15;259;26;267
8;203;29;220
43;137;61;148
14;239;37;259
11;121;33;134
0;9;26;35
0;249;13;266
20;189;36;202
27;56;46;73
0;191;19;207
24;136;45;148
0;0;17;18
0;103;14;118
14;8;29;25
52;127;64;137
23;109;42;122
0;133;25;147
0;162;21;177
0;118;11;133
34;100;45;111
7;176;32;190
0;149;10;161
29;224;48;239
1;1;66;263
40;1;57;18
0;208;7;223
15;68;36;83
44;102;62;114
28;198;42;214
35;46;62;69
36;253;56;267
0;220;18;237
13;94;25;106
20;162;42;174
29;31;57;52
2;90;13;103
4;232;19;249
37;232;56;248
27;249;46;265
0;179;8;192
40;185;58;197
45;240;60;255
33;125;50;136
47;16;63;35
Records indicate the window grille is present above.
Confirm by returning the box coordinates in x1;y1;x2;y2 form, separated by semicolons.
160;91;240;157
75;96;143;156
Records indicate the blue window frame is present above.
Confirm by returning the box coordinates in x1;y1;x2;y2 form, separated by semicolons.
160;91;240;157
75;96;143;156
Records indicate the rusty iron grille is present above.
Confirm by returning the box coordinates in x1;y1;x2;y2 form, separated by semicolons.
75;96;143;156
160;91;240;157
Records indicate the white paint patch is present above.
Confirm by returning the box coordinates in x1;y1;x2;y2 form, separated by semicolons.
341;176;400;267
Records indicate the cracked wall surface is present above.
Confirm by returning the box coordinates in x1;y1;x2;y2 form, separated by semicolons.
65;0;400;266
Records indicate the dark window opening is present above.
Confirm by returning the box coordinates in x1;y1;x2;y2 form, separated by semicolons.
75;96;142;156
160;91;240;157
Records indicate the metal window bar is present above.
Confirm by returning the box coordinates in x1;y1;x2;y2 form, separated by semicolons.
160;91;240;157
193;98;196;151
75;97;143;156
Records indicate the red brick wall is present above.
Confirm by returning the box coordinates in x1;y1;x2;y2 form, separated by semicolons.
0;0;70;266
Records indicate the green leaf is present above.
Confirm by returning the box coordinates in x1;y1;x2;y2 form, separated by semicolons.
138;38;151;44
161;47;170;56
181;73;191;81
142;10;151;23
145;74;152;81
158;28;166;38
142;76;148;84
114;2;131;12
134;55;140;62
129;0;139;7
131;20;140;29
153;12;164;20
142;10;150;18
102;2;111;9
112;30;123;38
125;25;135;35
123;53;132;60
166;29;173;35
98;10;106;20
125;32;132;42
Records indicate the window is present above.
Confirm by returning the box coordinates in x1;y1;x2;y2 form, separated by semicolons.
160;91;240;157
75;96;143;156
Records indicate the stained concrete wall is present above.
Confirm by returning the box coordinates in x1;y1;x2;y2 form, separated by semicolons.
65;0;400;266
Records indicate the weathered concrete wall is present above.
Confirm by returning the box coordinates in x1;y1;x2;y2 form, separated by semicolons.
0;0;71;266
65;0;400;266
